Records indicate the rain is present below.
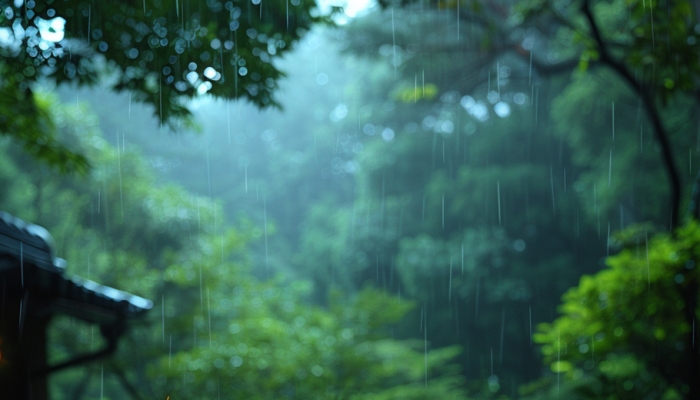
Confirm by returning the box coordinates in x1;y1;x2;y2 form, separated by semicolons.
1;0;700;399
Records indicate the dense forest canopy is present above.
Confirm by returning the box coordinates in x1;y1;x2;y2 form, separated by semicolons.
1;0;700;398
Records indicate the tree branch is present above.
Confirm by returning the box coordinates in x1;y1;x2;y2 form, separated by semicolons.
581;0;681;229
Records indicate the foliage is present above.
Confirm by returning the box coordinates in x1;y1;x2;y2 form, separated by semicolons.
550;68;698;228
0;70;90;173
1;94;468;399
8;0;699;396
275;5;599;395
571;0;700;104
153;272;467;399
532;222;700;398
522;0;700;228
0;0;326;172
337;1;700;395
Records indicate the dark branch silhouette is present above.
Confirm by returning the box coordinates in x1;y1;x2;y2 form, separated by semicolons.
581;0;681;230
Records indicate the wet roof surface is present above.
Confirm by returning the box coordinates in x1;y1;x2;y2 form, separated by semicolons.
0;211;152;320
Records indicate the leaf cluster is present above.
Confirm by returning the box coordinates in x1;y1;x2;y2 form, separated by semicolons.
0;0;324;172
533;222;700;398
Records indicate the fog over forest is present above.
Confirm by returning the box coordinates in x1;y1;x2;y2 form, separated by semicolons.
2;0;700;398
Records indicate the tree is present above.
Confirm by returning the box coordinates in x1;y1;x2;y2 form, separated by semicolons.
340;0;700;395
524;0;700;229
0;0;325;172
317;5;601;395
369;0;699;226
547;68;698;232
529;221;700;399
0;93;469;399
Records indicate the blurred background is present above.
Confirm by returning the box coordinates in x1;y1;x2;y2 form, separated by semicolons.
2;0;699;398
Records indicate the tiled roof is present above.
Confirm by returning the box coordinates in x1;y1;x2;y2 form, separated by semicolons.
0;211;152;322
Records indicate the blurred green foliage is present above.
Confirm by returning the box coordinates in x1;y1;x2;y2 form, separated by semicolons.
0;93;468;398
3;0;700;397
529;222;700;398
305;0;700;396
0;70;89;173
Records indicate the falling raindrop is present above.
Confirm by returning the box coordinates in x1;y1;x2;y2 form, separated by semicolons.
414;74;418;102
557;329;561;395
87;5;91;45
529;49;533;86
650;5;655;50
117;132;124;221
448;257;453;304
214;203;218;234
227;102;231;145
19;297;24;335
19;242;23;288
499;309;505;364
264;195;269;276
391;7;396;78
549;165;555;215
456;1;460;40
208;288;212;348
609;149;613;187
611;101;615;140
497;181;501;225
376;255;379;282
529;305;533;346
441;194;445;230
424;305;428;387
534;87;539;125
645;225;650;291
162;294;165;343
563;168;567;193
169;334;173;368
496;61;501;98
206;148;212;197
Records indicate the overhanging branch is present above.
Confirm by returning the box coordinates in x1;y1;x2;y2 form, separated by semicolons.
581;0;681;229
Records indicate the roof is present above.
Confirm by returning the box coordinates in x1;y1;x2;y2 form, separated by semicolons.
0;211;152;323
